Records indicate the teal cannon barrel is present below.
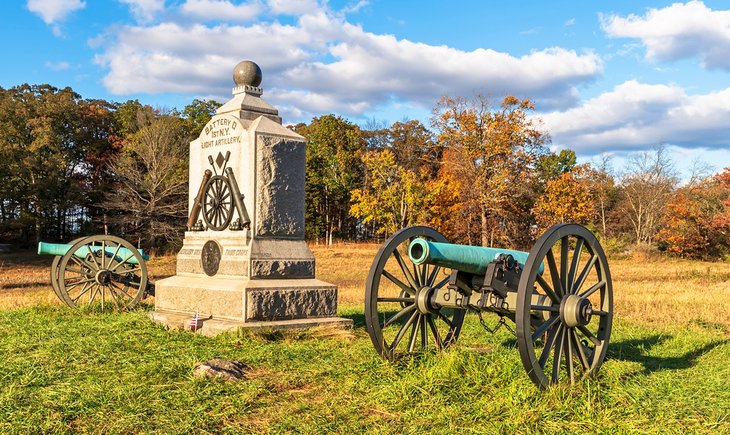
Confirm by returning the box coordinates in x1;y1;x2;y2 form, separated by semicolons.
408;238;543;275
37;242;148;265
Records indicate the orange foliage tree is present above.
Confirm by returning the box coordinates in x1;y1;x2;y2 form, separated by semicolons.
656;170;730;259
431;95;549;247
532;165;596;232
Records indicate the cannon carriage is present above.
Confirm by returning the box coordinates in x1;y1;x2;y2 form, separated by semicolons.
38;235;153;311
364;223;613;388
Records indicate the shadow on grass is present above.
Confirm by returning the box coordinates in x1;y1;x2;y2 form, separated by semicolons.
341;312;366;329
609;335;729;374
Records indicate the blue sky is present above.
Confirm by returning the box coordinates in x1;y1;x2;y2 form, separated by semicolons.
2;0;729;178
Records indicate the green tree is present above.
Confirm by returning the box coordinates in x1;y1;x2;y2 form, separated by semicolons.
296;115;364;243
181;98;221;138
350;149;430;236
0;84;116;244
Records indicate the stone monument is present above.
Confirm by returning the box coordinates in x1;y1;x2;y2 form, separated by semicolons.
151;61;352;334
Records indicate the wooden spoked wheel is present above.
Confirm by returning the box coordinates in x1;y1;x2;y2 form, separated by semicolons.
365;226;466;360
516;224;613;388
202;175;233;231
50;237;84;302
58;235;148;311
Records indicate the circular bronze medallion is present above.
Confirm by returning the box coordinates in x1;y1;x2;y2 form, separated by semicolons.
201;240;221;276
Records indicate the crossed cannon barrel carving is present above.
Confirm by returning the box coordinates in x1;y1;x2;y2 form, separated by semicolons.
188;151;251;232
364;223;614;388
38;235;153;311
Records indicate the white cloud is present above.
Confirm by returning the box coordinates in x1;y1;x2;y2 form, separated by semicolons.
27;0;85;23
267;0;319;16
180;0;262;21
118;0;164;23
45;60;71;70
601;1;730;70
94;6;602;121
542;80;730;154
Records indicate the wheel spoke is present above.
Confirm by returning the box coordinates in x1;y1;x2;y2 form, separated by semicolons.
579;280;606;299
565;329;575;384
389;310;419;353
426;265;440;287
531;305;559;312
419;264;428;289
420;313;427;349
436;311;454;328
65;277;96;289
531;315;560;342
572;254;597;294
407;314;420;353
377;297;413;303
539;324;561;367
393;249;419;290
426;315;443;350
577;325;601;346
107;243;123;273
432;275;450;290
560;237;569;297
383;304;416;328
71;282;93;303
70;255;97;274
109;254;135;272
64;265;93;277
382;270;415;295
535;274;561;304
546;250;564;297
567;238;584;294
110;281;133;300
571;329;590;371
552;327;565;383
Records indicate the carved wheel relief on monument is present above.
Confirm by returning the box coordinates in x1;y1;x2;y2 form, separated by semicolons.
187;150;251;232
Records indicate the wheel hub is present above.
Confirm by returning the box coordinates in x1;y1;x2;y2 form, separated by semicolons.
560;294;592;327
416;286;437;314
95;269;112;286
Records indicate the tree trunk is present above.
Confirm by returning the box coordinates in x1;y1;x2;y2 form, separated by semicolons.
481;209;488;246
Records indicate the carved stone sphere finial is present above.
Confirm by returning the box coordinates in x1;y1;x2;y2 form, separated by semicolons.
233;60;262;87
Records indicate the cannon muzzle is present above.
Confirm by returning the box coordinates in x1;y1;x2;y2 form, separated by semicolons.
408;238;543;275
37;241;148;264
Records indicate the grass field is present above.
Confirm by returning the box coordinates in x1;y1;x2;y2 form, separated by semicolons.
0;244;728;433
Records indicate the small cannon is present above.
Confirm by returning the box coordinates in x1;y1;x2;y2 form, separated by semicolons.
38;235;153;311
364;224;613;388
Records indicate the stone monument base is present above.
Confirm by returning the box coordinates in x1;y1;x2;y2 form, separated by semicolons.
151;275;353;335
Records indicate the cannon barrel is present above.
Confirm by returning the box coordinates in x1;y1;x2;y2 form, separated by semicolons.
37;241;148;265
408;238;543;275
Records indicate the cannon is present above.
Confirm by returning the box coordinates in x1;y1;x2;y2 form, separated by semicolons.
364;224;613;388
38;235;153;311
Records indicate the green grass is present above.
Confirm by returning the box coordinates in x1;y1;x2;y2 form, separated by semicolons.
0;303;727;434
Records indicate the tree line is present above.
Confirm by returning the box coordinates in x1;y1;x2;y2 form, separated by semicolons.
1;83;729;259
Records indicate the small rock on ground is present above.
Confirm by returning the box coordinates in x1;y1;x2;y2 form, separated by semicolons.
193;359;250;381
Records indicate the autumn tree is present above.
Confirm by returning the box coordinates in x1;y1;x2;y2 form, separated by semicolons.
431;94;549;247
296;115;364;243
350;149;430;236
656;171;729;259
532;164;595;231
618;145;677;245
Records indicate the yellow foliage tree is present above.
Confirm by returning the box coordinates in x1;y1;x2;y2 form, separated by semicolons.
350;149;430;236
532;165;595;231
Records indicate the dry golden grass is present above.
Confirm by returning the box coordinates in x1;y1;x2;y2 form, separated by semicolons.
2;244;728;331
